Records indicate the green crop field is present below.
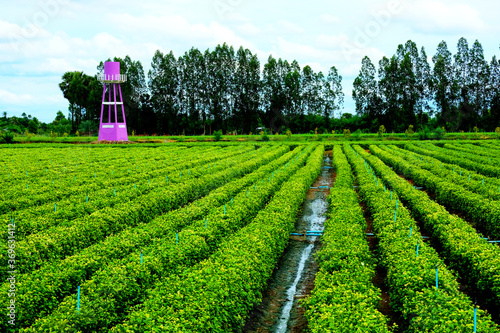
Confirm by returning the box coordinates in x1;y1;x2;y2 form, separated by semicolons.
2;140;500;332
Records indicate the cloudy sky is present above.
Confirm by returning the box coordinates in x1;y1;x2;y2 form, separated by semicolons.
1;0;499;123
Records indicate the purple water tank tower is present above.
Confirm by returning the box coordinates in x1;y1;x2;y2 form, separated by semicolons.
98;62;128;141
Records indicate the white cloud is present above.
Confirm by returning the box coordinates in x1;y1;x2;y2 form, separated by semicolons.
236;23;261;36
401;0;485;33
320;14;341;24
0;89;35;105
276;20;304;34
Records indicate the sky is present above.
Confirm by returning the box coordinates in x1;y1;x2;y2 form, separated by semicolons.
1;0;499;123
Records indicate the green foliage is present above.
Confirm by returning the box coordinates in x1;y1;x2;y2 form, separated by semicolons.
0;131;14;143
433;126;446;140
369;144;500;315
343;128;351;139
496;127;500;138
108;146;324;332
0;145;291;331
303;146;391;332
378;125;386;139
405;125;415;137
213;130;223;142
347;145;499;332
285;129;292;139
417;126;431;140
350;129;362;141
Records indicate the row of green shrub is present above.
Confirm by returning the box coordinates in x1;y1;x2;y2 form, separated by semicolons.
346;145;498;332
366;145;500;321
21;146;314;332
303;145;391;332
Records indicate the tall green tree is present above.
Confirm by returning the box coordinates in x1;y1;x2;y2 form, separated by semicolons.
488;55;500;129
353;56;382;127
432;40;460;130
233;47;261;134
59;71;101;132
148;50;179;134
323;66;344;129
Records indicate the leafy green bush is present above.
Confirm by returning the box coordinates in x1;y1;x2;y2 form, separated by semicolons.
378;125;386;139
0;131;14;143
417;126;431;140
350;129;362;141
433;127;445;140
213;130;222;142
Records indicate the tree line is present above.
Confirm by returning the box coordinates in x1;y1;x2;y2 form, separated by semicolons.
59;43;344;135
353;38;500;132
57;38;499;135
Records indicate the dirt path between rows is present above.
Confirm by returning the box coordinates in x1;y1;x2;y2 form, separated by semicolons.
243;151;334;333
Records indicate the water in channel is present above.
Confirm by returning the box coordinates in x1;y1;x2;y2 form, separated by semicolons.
244;151;333;333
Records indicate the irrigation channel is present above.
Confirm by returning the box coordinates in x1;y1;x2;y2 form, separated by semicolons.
244;151;334;332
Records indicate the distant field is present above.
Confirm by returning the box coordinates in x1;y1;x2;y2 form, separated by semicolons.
4;131;500;144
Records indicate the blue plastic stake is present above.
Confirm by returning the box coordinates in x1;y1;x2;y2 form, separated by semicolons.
416;241;420;257
86;195;89;203
94;173;96;178
134;183;136;189
141;250;143;265
469;174;471;182
77;286;80;314
231;198;233;205
482;179;484;186
247;190;249;197
180;172;182;178
254;185;257;190
176;233;179;244
54;203;57;212
435;264;439;290
26;183;28;189
224;205;226;215
409;227;412;238
113;188;116;197
11;218;14;225
474;302;477;332
205;218;207;229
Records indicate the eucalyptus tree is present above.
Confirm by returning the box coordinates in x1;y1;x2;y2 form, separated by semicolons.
233;46;261;134
262;56;288;132
468;40;490;120
323;66;344;128
148;50;180;134
205;43;236;132
487;55;500;129
352;56;382;122
179;47;207;134
432;40;460;129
